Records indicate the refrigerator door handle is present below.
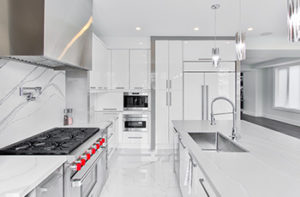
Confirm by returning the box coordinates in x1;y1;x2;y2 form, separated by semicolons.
201;85;204;120
206;85;209;120
169;92;172;106
166;91;169;106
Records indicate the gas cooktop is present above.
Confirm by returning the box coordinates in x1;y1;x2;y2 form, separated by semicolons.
0;127;100;155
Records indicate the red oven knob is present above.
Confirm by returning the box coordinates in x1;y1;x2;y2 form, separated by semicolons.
81;158;86;166
91;148;96;154
102;138;105;143
95;143;100;149
86;153;91;160
71;163;81;171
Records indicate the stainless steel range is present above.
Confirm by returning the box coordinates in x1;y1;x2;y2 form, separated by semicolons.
0;127;109;197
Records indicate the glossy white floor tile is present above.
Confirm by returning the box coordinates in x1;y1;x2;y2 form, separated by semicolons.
100;149;182;197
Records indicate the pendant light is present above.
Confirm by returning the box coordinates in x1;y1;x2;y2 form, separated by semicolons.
236;0;246;60
288;0;300;42
211;4;221;67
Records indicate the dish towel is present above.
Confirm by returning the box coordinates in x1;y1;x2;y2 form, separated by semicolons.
184;157;193;195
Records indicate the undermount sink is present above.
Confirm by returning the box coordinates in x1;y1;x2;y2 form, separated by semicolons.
188;132;248;153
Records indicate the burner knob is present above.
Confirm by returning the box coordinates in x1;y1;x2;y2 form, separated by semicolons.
95;143;100;149
89;147;96;155
82;153;91;160
102;138;105;143
71;162;81;171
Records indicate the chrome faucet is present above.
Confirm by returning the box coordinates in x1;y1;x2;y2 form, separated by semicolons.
210;97;237;140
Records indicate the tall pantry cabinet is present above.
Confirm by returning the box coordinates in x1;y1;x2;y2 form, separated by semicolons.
155;41;183;149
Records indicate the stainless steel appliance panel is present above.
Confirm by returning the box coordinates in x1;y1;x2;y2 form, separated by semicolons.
123;114;149;132
0;0;92;70
123;92;149;111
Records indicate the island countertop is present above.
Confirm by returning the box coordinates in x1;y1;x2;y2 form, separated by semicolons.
172;120;300;197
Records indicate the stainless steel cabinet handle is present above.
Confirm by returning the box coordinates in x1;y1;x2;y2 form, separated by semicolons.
134;87;143;89
166;91;169;106
128;136;143;139
188;153;197;167
201;85;204;120
206;85;209;120
169;80;172;89
103;108;117;111
169;92;172;106
115;87;125;89
179;138;186;149
166;80;169;89
199;178;210;197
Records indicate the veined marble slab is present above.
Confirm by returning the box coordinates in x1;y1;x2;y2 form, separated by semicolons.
173;120;300;197
0;156;66;197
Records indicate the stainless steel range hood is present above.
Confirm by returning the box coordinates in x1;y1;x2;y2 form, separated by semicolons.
0;0;92;70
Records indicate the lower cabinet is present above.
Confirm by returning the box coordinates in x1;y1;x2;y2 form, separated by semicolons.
177;135;217;197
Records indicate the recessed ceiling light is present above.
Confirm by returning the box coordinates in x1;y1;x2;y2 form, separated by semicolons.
136;27;141;31
248;27;254;31
194;27;199;31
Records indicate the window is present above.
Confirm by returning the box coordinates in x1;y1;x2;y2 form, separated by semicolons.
274;65;300;111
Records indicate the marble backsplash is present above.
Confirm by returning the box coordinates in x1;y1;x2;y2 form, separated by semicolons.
0;60;66;148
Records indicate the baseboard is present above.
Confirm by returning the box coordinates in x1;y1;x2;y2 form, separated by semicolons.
243;111;259;117
262;113;300;127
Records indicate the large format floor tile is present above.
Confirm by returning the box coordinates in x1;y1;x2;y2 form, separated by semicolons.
100;149;182;197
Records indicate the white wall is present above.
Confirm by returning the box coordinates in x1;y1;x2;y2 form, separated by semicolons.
101;36;150;49
0;61;66;148
243;67;300;126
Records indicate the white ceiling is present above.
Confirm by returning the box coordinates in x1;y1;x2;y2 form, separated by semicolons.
93;0;287;38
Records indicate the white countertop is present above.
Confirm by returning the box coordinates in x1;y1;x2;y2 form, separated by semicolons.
172;120;300;197
0;156;66;197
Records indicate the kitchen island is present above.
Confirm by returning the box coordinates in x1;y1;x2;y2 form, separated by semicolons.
173;120;300;197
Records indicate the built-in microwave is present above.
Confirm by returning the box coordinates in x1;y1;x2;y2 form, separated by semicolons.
123;92;149;111
123;114;148;132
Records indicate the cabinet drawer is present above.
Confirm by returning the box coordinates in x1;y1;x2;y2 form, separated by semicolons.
123;132;148;144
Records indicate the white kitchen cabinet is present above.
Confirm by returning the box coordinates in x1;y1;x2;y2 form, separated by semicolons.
90;34;111;89
191;160;217;197
184;62;235;72
111;50;130;90
179;137;190;197
130;50;150;90
155;40;183;149
184;73;205;120
94;92;123;111
184;71;235;121
183;40;236;61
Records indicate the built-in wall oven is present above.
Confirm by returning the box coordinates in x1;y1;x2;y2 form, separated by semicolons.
123;114;149;132
124;92;149;111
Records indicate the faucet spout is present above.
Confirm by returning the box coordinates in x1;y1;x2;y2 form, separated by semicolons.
210;97;237;140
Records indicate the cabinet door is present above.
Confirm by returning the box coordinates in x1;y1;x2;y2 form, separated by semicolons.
184;73;205;120
155;90;169;146
130;50;150;89
183;41;214;61
179;138;190;197
111;50;130;89
169;41;183;91
91;35;111;89
155;41;169;90
205;72;235;120
94;92;123;111
192;165;217;197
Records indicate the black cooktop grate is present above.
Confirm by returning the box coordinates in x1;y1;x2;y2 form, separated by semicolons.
0;127;99;155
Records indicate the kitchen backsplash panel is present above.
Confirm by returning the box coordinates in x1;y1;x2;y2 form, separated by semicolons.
0;60;65;148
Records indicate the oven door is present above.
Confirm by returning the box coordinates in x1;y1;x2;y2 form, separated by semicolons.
71;150;106;197
123;93;149;111
123;115;148;132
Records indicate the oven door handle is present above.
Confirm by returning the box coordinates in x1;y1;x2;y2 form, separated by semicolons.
71;150;105;187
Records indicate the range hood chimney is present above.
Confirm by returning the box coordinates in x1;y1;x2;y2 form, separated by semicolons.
0;0;92;70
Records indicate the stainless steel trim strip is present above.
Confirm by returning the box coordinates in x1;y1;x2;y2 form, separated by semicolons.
201;85;204;120
166;91;169;106
206;85;209;120
199;179;210;197
169;92;172;106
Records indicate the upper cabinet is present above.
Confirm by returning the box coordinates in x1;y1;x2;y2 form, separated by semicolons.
130;50;150;90
90;35;111;90
90;38;150;91
183;40;236;61
111;50;130;90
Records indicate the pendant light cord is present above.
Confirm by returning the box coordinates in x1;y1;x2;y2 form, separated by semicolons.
214;8;217;48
